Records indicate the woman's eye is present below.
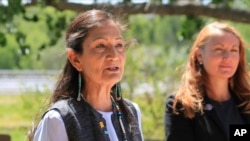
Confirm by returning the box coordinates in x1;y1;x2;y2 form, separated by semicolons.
231;49;239;52
215;48;222;51
214;48;223;52
96;44;106;48
94;44;106;52
116;43;125;51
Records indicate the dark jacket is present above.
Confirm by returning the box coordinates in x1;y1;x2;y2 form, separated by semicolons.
46;98;143;141
164;94;250;141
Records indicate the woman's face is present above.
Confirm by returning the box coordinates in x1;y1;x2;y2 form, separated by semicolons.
197;30;240;80
79;20;126;86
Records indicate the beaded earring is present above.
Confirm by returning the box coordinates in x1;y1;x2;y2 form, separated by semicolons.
116;82;122;100
112;82;122;101
77;72;81;101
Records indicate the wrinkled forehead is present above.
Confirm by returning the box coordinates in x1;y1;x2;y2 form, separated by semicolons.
87;20;122;36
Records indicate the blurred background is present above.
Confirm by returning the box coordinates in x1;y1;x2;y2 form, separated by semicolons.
0;0;250;140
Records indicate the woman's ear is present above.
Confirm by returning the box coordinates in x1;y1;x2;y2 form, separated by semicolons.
195;48;203;64
67;49;82;71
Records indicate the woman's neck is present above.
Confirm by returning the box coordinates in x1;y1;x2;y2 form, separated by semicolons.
83;85;113;112
207;78;231;102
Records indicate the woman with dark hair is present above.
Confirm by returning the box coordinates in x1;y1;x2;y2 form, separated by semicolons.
30;9;143;141
165;22;250;141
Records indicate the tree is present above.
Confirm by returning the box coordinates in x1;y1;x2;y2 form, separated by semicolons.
1;0;250;58
0;1;76;69
32;0;250;24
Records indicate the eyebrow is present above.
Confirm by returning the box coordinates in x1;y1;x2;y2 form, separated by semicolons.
212;43;239;48
93;36;123;41
232;45;239;48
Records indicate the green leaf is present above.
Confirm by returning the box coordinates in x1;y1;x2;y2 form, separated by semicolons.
0;32;7;47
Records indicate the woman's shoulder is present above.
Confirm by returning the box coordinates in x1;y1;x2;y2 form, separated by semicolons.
166;94;177;107
166;94;176;103
123;99;139;109
51;98;78;111
47;98;78;118
165;94;184;114
34;110;68;141
39;110;65;129
43;110;63;121
122;99;141;118
52;98;70;106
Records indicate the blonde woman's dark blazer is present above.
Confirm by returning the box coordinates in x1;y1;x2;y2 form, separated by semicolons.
164;94;250;141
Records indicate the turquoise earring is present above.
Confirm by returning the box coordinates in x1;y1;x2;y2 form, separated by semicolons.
115;82;121;101
77;72;81;101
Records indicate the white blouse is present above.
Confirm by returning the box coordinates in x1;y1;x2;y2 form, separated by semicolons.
97;111;119;141
34;102;143;141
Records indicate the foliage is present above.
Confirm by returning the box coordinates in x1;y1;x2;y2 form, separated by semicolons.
0;3;76;69
178;15;205;40
1;0;250;69
122;43;189;139
0;92;51;141
126;14;185;45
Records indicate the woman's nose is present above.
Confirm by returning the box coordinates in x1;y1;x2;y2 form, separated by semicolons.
107;46;119;60
222;50;230;58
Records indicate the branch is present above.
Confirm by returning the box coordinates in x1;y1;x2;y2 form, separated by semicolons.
26;2;250;24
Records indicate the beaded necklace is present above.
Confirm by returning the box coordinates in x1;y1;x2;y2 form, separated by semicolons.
81;94;128;141
110;96;128;141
